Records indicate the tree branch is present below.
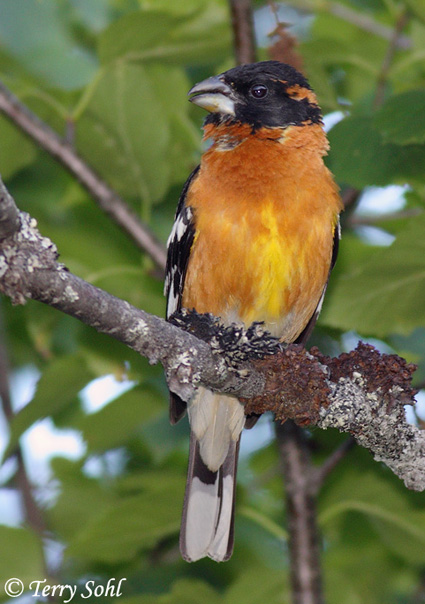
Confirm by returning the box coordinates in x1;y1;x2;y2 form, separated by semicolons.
276;421;323;604
0;177;423;490
374;10;410;108
311;437;356;493
317;368;423;490
0;306;47;542
228;0;257;64
0;81;167;271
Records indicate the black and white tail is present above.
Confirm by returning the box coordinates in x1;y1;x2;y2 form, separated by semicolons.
180;433;240;562
179;389;245;562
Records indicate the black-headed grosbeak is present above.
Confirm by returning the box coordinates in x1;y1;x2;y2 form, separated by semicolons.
165;61;342;563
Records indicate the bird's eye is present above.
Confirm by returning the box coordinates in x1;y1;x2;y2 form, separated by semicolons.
250;84;268;99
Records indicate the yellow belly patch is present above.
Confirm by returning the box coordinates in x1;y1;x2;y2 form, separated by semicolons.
244;203;290;323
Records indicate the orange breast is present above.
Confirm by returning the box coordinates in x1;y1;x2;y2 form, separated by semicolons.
182;124;342;342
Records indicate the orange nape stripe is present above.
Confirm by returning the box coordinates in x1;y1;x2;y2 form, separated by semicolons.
183;123;342;342
284;84;319;106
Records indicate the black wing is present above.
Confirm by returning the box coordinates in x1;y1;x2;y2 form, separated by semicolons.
165;166;200;423
295;217;341;346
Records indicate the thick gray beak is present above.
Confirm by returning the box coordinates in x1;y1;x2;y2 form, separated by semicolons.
188;75;236;116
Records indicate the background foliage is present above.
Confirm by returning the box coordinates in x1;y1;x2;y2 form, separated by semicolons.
1;0;425;602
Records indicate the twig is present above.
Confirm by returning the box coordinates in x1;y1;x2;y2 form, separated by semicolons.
412;570;425;604
0;307;48;564
341;187;361;210
267;1;305;72
311;437;356;494
374;10;410;108
228;0;257;64
347;207;421;228
0;81;167;271
276;421;323;604
414;379;425;392
287;0;411;49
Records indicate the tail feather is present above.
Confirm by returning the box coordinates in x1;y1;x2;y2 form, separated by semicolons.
169;392;187;425
188;389;245;472
180;433;239;562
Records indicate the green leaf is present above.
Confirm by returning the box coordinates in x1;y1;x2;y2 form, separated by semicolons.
139;413;189;463
320;463;425;565
116;579;221;604
374;90;425;145
68;0;113;32
67;472;183;562
0;0;96;89
76;62;170;205
81;385;165;452
6;354;94;457
327;115;425;188
145;63;199;184
405;0;425;22
98;11;183;64
328;116;392;187
76;61;199;208
391;328;425;384
304;12;387;105
324;538;403;604
160;579;221;604
49;458;117;542
97;6;231;66
322;213;425;336
140;0;208;14
0;117;37;179
236;511;287;571
166;579;223;604
224;569;288;604
0;526;44;596
166;580;221;604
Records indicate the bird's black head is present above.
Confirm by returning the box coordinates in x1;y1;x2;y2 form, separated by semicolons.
188;61;322;131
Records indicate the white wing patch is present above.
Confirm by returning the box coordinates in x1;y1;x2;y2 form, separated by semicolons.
165;205;194;318
166;206;193;247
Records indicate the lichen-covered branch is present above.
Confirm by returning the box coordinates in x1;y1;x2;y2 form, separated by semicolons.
0;177;423;491
242;345;422;490
319;374;424;491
